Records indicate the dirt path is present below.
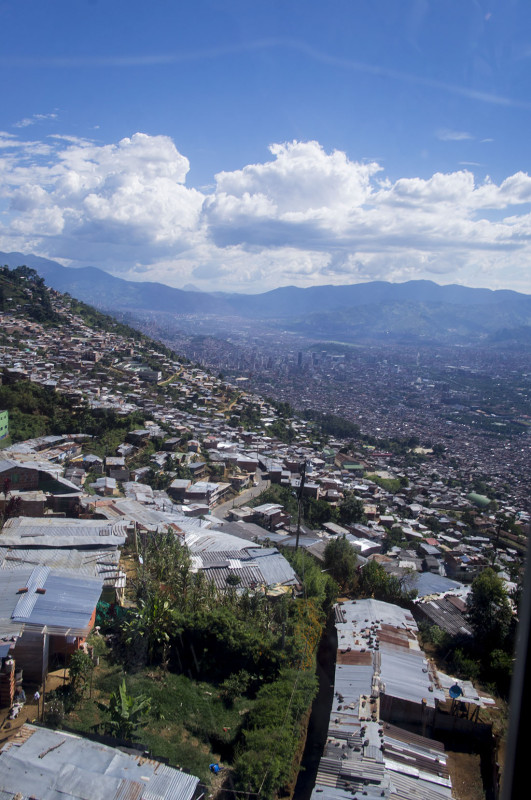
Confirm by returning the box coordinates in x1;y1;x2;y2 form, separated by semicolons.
0;668;68;744
447;751;485;800
157;369;182;386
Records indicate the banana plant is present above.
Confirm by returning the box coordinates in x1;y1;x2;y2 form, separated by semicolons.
97;679;151;740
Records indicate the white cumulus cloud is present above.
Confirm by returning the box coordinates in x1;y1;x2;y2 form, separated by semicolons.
0;132;204;266
1;132;531;293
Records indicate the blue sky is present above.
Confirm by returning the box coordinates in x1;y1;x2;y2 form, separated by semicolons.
1;0;531;293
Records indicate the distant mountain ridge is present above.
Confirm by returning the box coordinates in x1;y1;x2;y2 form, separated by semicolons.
0;251;226;315
2;251;530;345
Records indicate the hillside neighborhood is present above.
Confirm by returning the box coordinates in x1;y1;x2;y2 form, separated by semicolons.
0;268;527;800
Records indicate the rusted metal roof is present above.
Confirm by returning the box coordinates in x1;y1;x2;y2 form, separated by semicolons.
378;629;411;648
336;649;373;666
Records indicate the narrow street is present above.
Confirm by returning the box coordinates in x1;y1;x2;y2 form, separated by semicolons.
211;469;270;519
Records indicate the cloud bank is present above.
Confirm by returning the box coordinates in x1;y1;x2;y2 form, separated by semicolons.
0;132;530;293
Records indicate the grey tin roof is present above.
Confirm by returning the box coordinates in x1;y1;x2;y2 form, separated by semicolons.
0;547;124;588
416;595;473;637
185;530;257;552
201;563;264;590
0;518;127;548
310;599;453;800
192;547;298;589
0;725;200;800
0;565;102;636
17;570;102;630
413;572;464;598
244;548;298;585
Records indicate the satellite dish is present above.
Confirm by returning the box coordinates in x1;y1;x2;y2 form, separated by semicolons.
449;684;462;699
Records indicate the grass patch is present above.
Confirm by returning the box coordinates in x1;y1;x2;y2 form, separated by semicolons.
365;473;402;493
60;647;253;784
67;698;101;732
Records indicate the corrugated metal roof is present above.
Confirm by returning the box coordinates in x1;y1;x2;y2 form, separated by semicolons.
202;564;264;589
193;546;297;588
310;599;453;800
0;519;127;548
12;565;50;619
0;725;199;800
143;764;199;800
81;499;184;532
275;534;321;549
0;547;124;587
0;790;28;800
198;550;240;565
20;570;102;631
388;769;452;800
435;670;493;707
336;650;373;666
0;566;102;635
55;762;125;800
0;567;34;623
244;549;298;586
380;649;433;706
416;596;473;637
185;531;256;552
208;519;274;543
413;572;464;598
382;722;445;752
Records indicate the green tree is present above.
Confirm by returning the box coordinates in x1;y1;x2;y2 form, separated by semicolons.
141;530;215;614
68;649;94;697
269;418;296;443
304;497;336;527
174;463;192;480
359;559;389;598
337;492;364;525
462;509;477;530
144;530;191;583
285;549;338;613
323;536;357;592
382;526;405;553
97;679;151;740
252;484;298;517
489;648;513;693
359;559;416;604
450;647;480;681
143;468;172;490
466;567;513;652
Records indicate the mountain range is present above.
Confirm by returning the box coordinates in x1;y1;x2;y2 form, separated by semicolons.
2;250;530;345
